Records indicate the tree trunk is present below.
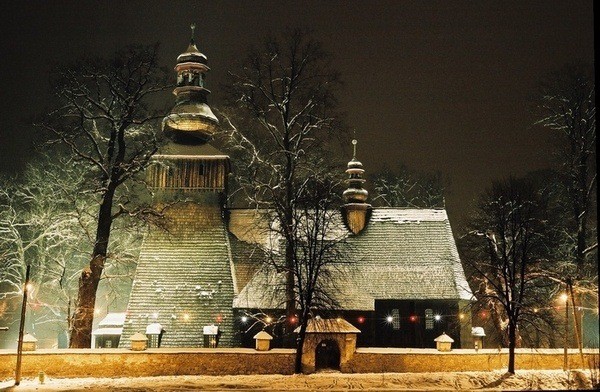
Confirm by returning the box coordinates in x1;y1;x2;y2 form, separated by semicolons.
294;310;309;374
507;319;517;374
285;239;296;346
69;187;115;348
283;148;296;343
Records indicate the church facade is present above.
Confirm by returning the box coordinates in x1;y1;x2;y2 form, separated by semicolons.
121;31;473;349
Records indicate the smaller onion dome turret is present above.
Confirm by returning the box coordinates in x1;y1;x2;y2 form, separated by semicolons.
342;139;371;234
163;24;218;144
343;140;369;203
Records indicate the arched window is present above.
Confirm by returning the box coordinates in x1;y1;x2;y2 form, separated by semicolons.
425;308;434;330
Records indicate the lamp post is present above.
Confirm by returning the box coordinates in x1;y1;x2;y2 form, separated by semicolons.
15;264;31;386
562;290;569;371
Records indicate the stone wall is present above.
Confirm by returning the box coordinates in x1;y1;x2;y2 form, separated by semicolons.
0;348;295;379
0;348;597;379
347;348;600;373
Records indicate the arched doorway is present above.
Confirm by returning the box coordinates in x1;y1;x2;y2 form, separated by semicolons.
315;339;341;371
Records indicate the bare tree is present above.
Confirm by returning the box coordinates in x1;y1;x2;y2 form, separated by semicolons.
223;28;342;330
289;173;347;373
0;155;144;347
0;157;88;339
235;170;347;373
371;165;446;208
537;64;596;276
536;64;597;351
464;177;555;374
40;44;169;347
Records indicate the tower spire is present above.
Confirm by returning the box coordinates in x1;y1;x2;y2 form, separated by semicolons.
162;25;218;144
342;138;371;234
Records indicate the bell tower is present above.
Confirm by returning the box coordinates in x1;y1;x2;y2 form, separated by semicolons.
123;26;236;348
342;139;371;234
146;24;228;196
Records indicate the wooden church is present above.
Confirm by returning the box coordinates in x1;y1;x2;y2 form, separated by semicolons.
121;29;473;349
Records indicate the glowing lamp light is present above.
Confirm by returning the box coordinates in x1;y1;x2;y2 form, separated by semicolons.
357;316;365;324
386;315;394;323
26;283;34;292
241;316;248;323
533;308;539;313
459;313;465;320
434;314;441;321
183;313;190;321
480;311;487;318
409;315;417;323
265;316;272;323
289;316;297;324
216;315;223;323
560;293;568;303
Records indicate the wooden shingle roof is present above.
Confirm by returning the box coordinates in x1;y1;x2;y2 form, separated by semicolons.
122;201;236;347
232;208;472;311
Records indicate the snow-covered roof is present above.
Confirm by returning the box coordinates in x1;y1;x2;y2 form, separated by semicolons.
293;318;361;334
233;207;473;311
145;323;163;335
92;327;123;336
98;313;126;327
122;202;237;348
370;208;448;223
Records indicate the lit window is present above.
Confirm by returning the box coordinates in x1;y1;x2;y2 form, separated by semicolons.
425;309;434;330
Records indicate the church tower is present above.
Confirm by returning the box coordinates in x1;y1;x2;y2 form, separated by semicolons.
123;26;236;348
162;23;218;143
342;139;371;234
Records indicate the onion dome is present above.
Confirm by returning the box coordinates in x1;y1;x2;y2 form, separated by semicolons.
163;24;218;144
342;140;369;203
342;139;371;234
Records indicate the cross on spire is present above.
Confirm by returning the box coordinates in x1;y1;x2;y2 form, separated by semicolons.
190;23;196;44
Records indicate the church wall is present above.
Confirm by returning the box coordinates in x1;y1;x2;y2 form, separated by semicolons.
234;303;467;349
373;300;463;348
1;348;597;378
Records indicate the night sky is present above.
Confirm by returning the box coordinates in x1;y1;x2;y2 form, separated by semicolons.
0;0;594;230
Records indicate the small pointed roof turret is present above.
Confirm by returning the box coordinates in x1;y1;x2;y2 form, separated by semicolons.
177;23;207;65
342;138;371;234
343;139;369;203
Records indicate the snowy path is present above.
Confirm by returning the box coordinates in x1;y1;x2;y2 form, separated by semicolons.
0;369;595;391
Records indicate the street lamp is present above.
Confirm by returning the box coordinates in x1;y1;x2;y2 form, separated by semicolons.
15;264;31;386
562;290;569;370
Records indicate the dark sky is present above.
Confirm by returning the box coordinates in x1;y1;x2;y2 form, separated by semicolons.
0;0;594;230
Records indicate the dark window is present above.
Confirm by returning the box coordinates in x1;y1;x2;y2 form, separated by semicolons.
425;308;434;330
391;308;400;330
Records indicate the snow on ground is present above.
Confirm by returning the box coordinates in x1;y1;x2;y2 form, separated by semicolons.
0;370;596;391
